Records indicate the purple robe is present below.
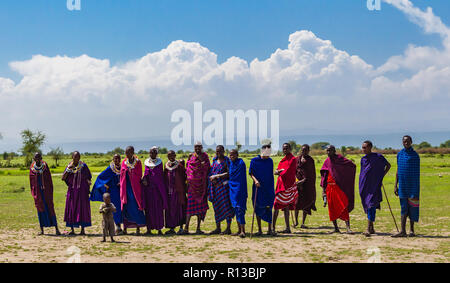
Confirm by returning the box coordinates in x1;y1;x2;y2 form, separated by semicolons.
63;161;92;228
359;153;388;213
320;154;356;213
142;160;168;230
164;160;187;228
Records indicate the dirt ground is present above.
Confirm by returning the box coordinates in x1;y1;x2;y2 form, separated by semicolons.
0;225;448;263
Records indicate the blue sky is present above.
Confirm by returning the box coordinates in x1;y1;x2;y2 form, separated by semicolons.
0;0;449;149
0;0;448;79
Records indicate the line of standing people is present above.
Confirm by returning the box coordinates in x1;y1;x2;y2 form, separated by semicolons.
28;135;421;239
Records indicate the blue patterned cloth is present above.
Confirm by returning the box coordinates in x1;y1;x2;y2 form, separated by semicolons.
208;156;234;224
400;198;420;222
397;147;420;199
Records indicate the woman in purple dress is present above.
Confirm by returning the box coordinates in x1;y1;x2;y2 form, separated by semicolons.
142;147;168;235
62;151;92;235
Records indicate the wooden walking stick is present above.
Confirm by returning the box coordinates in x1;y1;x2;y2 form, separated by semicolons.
250;184;259;238
382;184;399;232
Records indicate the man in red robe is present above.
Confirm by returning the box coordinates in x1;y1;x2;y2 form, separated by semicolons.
182;142;210;234
272;143;298;234
320;145;356;234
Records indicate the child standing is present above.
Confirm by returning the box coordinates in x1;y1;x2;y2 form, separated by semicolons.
100;193;116;242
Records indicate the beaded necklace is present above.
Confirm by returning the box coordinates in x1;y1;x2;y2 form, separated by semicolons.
31;161;46;174
110;162;121;175
125;156;138;169
66;161;84;174
165;160;179;171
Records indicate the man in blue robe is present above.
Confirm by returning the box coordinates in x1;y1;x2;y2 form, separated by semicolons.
393;135;420;237
90;154;123;234
228;149;248;238
249;143;276;236
359;141;391;237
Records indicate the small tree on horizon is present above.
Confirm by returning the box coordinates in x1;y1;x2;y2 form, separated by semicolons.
414;141;432;149
312;142;330;150
340;146;347;157
440;140;450;148
20;129;46;167
48;147;64;166
110;147;125;155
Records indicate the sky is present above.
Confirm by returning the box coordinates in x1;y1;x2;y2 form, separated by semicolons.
0;0;449;148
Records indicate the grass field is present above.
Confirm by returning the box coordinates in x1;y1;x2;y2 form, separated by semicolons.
0;153;448;263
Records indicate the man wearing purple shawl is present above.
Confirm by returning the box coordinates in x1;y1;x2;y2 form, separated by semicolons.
181;142;210;235
320;145;356;234
142;147;168;235
62;151;92;235
164;150;187;235
359;141;391;236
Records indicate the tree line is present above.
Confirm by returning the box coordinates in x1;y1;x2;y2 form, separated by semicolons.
1;129;450;167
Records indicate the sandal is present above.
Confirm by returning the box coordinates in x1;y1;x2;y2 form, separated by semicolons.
392;232;407;238
209;229;221;235
195;230;205;235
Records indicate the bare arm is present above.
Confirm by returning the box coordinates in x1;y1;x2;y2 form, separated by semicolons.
296;178;306;185
384;161;391;176
249;173;260;187
61;170;70;181
210;172;229;180
61;162;73;181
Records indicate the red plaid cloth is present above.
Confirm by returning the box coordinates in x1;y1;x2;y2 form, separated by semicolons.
273;184;298;210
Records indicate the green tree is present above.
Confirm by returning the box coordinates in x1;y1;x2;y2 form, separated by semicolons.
2;152;13;167
48;147;64;166
109;147;125;155
311;142;330;150
20;129;46;166
288;140;299;153
440;140;450;148
159;147;168;154
340;146;347;157
414;141;432;149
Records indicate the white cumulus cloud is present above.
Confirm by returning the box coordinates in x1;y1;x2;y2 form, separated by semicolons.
0;0;449;145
